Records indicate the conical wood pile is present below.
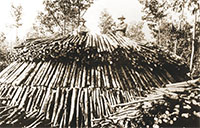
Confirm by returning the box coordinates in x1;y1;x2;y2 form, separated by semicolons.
0;33;189;127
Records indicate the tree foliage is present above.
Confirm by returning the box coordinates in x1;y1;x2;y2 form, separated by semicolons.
140;0;168;43
139;0;200;77
10;4;23;43
99;10;115;34
11;4;22;28
35;0;93;36
0;32;8;71
126;22;145;42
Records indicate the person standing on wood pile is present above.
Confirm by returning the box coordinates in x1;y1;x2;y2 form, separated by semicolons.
112;16;128;36
77;18;88;36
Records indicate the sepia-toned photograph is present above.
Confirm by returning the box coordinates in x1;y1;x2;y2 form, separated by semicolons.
0;0;199;127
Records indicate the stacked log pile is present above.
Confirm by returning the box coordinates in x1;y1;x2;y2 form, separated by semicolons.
0;33;191;127
94;78;200;127
0;98;50;127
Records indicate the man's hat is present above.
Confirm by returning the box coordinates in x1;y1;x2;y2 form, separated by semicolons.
118;16;126;20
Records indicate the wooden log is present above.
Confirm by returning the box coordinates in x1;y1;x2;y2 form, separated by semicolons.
39;63;61;113
104;90;113;112
24;62;43;85
51;63;65;88
28;87;42;112
63;35;74;46
109;91;116;107
54;63;66;88
18;86;30;108
98;35;106;52
99;90;106;117
106;65;117;88
166;78;199;88
96;66;101;88
127;68;140;91
79;88;85;128
62;63;72;88
78;65;84;87
101;66;110;88
93;35;101;53
130;70;144;96
81;66;87;88
53;89;65;126
91;88;97;118
0;85;11;98
31;62;50;86
102;35;112;53
74;65;82;88
143;67;161;88
10;87;22;106
50;87;60;123
107;34;120;49
89;88;94;127
116;67;128;90
120;66;133;89
101;91;111;116
26;87;37;112
40;62;59;87
0;105;18;116
103;65;111;88
0;107;22;125
26;109;39;118
76;88;82;128
96;88;102;118
96;35;104;52
111;91;117;105
15;86;27;106
26;113;45;128
0;62;25;83
38;87;48;109
68;88;78;126
84;88;89;128
137;69;150;91
1;86;13;104
60;63;70;87
85;65;91;88
112;66;125;90
103;35;115;52
0;62;18;79
69;63;78;88
67;62;77;88
90;67;95;88
5;62;29;84
7;108;25;124
59;113;65;128
0;85;6;96
46;90;55;120
34;86;45;109
12;63;36;86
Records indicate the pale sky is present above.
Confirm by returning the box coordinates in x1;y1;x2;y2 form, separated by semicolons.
84;0;144;32
0;0;152;43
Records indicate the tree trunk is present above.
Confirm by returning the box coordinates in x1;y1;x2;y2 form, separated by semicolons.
63;0;66;35
174;39;177;54
158;19;161;45
190;13;197;76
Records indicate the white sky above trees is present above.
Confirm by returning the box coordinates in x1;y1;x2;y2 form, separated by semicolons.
0;0;152;43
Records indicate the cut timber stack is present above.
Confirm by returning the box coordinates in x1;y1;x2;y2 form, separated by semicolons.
0;33;190;127
94;78;200;127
